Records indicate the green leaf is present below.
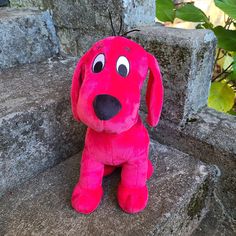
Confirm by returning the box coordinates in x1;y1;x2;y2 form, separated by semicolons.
213;26;236;51
176;3;209;22
214;0;236;20
203;22;214;29
156;0;175;22
227;108;236;115
208;82;235;112
227;73;236;81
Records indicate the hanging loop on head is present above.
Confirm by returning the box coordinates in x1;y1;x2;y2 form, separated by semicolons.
108;10;116;36
122;29;140;36
107;10;140;37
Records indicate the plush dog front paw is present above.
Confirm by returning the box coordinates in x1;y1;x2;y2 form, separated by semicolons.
117;183;148;214
71;184;103;214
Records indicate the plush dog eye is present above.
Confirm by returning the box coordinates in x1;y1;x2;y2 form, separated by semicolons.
93;54;105;73
116;56;130;77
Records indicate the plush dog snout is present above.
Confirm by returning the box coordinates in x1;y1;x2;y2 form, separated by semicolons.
93;94;121;120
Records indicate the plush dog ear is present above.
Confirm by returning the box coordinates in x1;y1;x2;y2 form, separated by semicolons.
146;53;164;127
71;53;88;121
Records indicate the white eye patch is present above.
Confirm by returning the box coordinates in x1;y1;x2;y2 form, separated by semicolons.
116;56;130;77
93;54;105;73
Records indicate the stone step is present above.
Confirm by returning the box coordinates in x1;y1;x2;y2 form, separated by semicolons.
0;141;217;236
0;57;86;196
0;7;59;69
144;108;236;230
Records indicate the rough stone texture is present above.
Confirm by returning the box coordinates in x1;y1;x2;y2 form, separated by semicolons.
10;0;44;8
0;7;59;69
0;57;86;196
123;0;155;28
0;141;217;236
131;26;217;126
191;196;236;236
140;108;236;233
0;0;9;7
10;0;156;56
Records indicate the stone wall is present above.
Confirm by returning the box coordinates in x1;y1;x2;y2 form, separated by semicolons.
10;0;156;56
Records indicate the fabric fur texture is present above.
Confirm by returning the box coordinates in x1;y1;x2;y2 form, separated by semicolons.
71;36;163;214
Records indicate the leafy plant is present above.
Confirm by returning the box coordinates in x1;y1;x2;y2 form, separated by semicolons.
156;0;236;115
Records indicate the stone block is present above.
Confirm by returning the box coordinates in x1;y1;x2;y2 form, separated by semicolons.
142;108;236;220
0;141;217;235
123;0;155;27
10;0;156;56
0;7;59;69
0;0;9;7
131;26;217;125
0;57;86;196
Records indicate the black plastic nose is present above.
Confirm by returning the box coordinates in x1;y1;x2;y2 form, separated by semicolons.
93;94;121;120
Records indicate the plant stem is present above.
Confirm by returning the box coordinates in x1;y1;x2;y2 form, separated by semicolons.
219;71;233;82
212;17;234;82
213;48;222;74
217;51;227;61
212;62;234;82
224;17;233;29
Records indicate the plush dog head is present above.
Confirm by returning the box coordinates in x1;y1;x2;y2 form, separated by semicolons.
71;36;163;133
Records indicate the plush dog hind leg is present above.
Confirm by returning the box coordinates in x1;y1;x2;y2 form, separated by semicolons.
71;149;104;214
117;156;148;214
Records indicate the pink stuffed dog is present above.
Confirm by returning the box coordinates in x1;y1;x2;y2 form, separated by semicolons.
71;36;163;214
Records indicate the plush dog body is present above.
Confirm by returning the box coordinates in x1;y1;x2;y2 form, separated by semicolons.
71;36;163;214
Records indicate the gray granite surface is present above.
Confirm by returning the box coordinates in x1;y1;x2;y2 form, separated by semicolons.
142;108;236;234
0;142;216;236
0;7;59;69
0;57;86;196
132;26;216;126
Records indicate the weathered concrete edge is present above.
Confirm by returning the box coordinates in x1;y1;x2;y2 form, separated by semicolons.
131;25;216;51
185;31;216;124
144;108;236;164
41;10;60;53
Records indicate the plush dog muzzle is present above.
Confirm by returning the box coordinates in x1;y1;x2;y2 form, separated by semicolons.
93;94;122;120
